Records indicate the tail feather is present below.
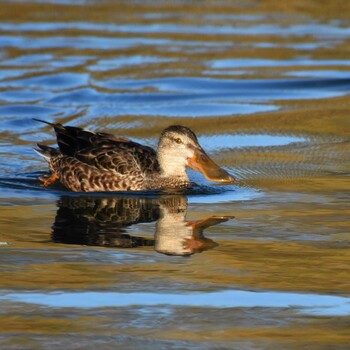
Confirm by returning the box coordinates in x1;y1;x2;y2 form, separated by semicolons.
33;144;60;161
33;118;96;156
32;118;56;127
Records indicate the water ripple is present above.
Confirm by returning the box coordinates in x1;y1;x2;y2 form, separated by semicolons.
1;289;349;316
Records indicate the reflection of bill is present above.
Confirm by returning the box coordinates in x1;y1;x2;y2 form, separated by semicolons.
52;195;233;256
155;196;232;256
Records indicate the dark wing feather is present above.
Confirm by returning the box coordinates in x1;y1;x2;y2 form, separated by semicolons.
34;118;130;156
55;126;131;156
34;119;159;178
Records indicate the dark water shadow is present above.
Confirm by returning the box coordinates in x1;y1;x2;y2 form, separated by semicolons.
52;195;234;256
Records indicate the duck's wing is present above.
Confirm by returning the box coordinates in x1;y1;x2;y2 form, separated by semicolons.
34;119;130;156
34;119;159;175
75;141;160;176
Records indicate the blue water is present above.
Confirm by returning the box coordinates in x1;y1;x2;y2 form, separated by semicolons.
2;289;349;316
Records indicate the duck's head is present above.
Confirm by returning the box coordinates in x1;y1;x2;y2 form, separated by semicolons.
157;125;235;183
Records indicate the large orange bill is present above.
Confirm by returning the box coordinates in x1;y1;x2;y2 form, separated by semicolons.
187;149;235;183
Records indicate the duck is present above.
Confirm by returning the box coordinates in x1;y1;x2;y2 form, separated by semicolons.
33;119;235;192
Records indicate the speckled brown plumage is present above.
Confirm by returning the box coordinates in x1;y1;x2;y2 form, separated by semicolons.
34;121;159;191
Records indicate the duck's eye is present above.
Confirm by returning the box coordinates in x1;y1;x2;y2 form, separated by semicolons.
175;138;183;144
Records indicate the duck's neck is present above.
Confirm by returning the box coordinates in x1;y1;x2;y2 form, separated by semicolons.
157;151;189;182
144;158;190;190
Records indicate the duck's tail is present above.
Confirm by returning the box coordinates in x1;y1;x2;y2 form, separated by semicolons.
33;143;60;162
33;117;98;156
32;118;56;127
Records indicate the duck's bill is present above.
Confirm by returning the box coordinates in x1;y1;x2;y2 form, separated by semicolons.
187;150;235;183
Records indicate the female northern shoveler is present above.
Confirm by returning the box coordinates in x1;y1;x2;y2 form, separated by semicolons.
33;119;235;192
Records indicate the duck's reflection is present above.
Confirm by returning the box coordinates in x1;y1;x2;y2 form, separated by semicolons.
52;195;233;256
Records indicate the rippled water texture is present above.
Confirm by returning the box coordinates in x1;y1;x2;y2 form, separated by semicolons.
0;1;350;349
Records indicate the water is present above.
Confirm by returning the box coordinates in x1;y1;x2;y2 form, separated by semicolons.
0;1;350;349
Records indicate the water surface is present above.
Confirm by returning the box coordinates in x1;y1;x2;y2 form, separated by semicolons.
0;1;349;349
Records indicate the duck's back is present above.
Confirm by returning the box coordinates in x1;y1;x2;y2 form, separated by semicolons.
35;120;160;192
